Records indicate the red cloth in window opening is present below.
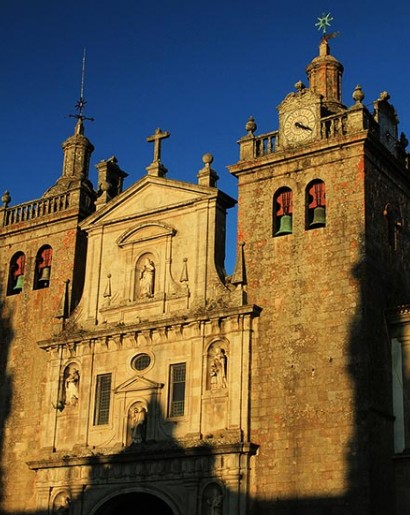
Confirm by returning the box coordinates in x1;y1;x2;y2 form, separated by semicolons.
13;255;25;278
276;190;293;216
308;183;326;209
38;248;53;269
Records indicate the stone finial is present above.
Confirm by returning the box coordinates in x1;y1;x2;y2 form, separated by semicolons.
197;153;219;188
352;85;365;104
180;258;188;283
378;91;391;102
245;116;257;135
295;80;306;92
102;273;112;306
203;153;213;165
231;242;246;286
2;190;11;208
400;132;409;149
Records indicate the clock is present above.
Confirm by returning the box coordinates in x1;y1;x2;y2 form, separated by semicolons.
283;108;316;144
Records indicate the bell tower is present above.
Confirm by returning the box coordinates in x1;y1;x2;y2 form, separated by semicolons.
229;33;410;515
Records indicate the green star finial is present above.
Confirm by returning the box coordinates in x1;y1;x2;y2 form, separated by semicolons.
315;12;333;34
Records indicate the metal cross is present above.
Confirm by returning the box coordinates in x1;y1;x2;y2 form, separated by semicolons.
69;49;94;124
146;128;170;163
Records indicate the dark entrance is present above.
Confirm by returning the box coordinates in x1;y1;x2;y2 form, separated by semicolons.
94;492;174;514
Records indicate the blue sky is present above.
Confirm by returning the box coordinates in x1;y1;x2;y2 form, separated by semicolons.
1;1;409;272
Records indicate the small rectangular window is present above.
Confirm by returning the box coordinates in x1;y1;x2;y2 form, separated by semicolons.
94;373;112;425
169;363;186;417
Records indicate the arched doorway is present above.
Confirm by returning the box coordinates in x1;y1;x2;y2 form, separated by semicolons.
94;492;174;515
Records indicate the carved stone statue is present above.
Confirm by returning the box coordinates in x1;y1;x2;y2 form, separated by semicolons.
203;483;224;515
64;367;80;406
210;347;227;389
207;493;223;515
53;494;71;514
130;405;147;443
139;258;155;298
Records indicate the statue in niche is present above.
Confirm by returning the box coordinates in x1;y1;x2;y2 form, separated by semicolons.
209;345;227;389
202;483;223;515
130;404;147;444
64;366;80;406
53;493;71;514
139;258;155;298
207;493;223;515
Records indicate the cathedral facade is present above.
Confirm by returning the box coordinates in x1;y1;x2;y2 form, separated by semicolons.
1;38;409;514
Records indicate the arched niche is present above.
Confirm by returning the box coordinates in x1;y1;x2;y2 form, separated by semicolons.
201;482;224;515
62;362;80;408
127;400;148;445
206;340;229;391
134;252;157;300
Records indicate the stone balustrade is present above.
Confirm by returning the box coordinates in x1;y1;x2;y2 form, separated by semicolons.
320;112;348;139
238;108;385;161
254;131;279;157
2;192;71;227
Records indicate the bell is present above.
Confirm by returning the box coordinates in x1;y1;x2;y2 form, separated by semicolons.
275;214;293;235
310;206;326;228
13;274;24;291
38;266;51;283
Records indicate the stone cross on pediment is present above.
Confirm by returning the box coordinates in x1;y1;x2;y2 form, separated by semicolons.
146;128;170;177
147;128;170;164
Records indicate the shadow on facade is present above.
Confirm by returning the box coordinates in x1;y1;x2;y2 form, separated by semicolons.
0;253;406;514
24;396;246;515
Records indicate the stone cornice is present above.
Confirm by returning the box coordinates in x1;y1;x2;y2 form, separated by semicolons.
27;441;259;471
38;304;262;350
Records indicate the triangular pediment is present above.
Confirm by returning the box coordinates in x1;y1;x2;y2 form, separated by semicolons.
114;374;164;394
81;175;222;229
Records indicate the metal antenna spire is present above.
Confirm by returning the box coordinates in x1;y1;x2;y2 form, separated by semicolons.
69;48;94;123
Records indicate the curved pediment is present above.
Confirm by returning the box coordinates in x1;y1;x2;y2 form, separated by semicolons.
117;221;176;247
278;87;322;112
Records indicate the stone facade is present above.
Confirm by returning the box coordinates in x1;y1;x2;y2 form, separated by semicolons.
1;39;410;514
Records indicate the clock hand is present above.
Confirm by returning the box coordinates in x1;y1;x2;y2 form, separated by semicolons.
294;122;313;131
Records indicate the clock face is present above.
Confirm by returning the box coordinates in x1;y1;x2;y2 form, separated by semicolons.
283;108;316;144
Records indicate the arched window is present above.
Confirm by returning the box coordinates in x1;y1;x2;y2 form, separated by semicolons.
273;187;293;236
34;245;53;289
7;251;26;295
306;179;326;229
